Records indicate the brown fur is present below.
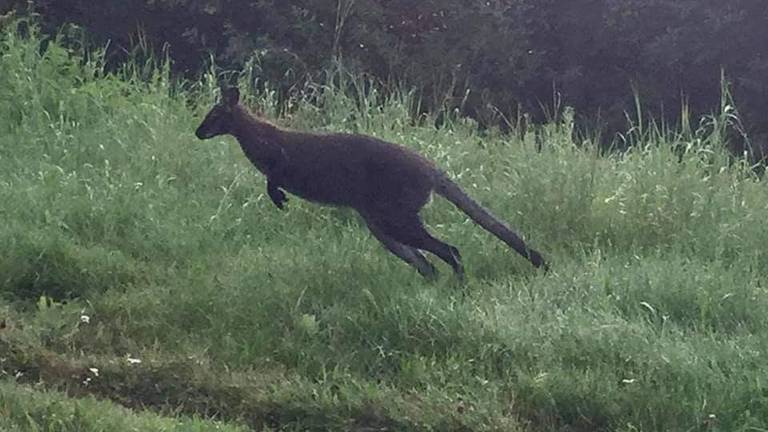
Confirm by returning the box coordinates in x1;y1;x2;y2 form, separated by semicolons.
196;87;547;278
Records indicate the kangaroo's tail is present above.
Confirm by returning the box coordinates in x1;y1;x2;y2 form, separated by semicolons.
434;172;548;270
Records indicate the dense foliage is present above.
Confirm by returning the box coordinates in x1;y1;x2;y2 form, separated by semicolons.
5;0;767;149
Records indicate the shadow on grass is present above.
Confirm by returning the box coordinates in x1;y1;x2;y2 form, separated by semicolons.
0;336;488;431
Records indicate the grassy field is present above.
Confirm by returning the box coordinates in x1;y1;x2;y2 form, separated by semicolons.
2;21;768;432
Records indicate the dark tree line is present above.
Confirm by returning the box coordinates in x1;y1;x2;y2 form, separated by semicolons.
4;0;768;151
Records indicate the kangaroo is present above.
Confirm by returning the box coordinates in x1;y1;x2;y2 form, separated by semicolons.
195;86;548;279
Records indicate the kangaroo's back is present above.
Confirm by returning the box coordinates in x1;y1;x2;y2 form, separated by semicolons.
275;130;438;209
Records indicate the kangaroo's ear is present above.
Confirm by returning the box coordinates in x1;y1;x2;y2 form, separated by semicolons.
222;87;240;107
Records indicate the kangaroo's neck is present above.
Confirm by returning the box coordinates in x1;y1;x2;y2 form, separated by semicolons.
230;106;285;173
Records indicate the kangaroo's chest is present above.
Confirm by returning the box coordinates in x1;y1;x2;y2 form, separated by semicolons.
239;142;286;177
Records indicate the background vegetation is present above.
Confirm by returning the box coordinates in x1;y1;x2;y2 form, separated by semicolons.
3;0;767;153
2;12;768;432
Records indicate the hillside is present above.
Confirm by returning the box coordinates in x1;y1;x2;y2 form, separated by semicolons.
2;21;768;431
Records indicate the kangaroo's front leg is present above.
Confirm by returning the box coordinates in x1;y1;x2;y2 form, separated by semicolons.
267;178;289;210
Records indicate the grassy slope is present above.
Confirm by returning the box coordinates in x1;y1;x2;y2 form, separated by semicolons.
2;22;768;432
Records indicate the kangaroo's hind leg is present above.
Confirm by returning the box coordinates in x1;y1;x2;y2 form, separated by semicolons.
376;211;464;278
363;214;438;279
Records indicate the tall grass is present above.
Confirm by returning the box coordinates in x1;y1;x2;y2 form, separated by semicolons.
2;19;768;431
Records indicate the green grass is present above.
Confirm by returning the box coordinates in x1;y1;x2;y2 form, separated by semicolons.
0;381;250;432
2;20;768;432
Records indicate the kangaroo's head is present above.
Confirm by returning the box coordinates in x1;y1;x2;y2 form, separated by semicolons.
195;86;240;140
